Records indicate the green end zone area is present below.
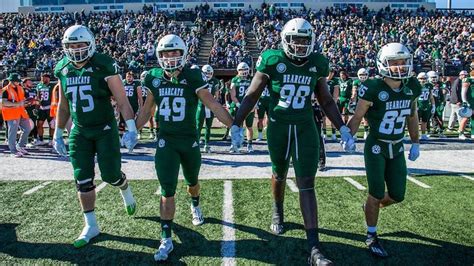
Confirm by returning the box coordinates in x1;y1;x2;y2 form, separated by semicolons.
0;176;473;265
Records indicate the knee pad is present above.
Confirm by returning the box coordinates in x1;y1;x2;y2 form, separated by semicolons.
296;176;315;191
108;172;127;187
76;178;96;193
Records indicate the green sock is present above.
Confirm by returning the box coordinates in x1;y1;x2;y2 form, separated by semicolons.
191;196;200;207
161;219;172;239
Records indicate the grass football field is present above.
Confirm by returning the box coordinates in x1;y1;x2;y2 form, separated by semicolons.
1;175;473;265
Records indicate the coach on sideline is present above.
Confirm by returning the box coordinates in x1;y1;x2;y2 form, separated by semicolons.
1;73;32;157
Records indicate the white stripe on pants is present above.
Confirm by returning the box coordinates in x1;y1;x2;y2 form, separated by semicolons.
7;118;32;153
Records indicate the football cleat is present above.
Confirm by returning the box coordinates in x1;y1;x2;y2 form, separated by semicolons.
308;247;333;266
318;164;327;172
73;225;100;248
154;237;174;261
204;145;211;153
270;223;284;235
229;145;238;153
247;144;254;153
366;233;389;258
191;205;204;226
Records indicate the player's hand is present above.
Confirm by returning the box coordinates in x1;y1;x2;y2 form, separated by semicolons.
408;143;420;161
236;102;241;108
53;128;67;157
123;119;138;152
339;125;356;153
231;125;243;149
431;105;435;114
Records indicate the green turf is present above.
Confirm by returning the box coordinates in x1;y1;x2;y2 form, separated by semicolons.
0;177;473;265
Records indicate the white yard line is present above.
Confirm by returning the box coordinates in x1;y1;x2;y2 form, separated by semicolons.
459;174;474;181
95;182;107;192
343;177;366;190
407;176;431;188
286;179;299;192
221;180;236;266
23;181;52;195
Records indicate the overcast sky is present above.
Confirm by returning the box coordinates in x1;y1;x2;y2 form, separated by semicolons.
435;0;473;8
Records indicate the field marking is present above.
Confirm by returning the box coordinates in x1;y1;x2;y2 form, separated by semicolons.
286;179;298;192
221;180;236;266
407;176;431;188
23;181;52;195
343;177;366;190
95;182;107;192
459;174;474;181
155;186;162;195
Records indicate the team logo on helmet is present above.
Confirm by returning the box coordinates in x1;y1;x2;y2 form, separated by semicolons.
152;78;161;88
158;139;166;148
378;91;389;101
372;145;381;154
277;63;287;73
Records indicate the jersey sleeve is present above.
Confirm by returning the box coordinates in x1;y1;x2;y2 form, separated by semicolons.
189;68;208;93
314;53;329;78
358;80;376;102
230;77;238;87
408;77;422;99
97;54;119;81
255;50;277;77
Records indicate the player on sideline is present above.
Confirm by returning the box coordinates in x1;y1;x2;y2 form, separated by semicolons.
135;34;233;262
231;18;355;265
53;25;138;248
347;43;422;258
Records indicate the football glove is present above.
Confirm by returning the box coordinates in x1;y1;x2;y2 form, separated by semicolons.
408;143;420;161
230;125;243;149
339;125;356;152
53;128;67;157
122;119;138;152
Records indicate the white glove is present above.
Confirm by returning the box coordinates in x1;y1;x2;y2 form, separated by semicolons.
339;125;356;153
122;119;138;152
231;125;243;149
408;143;420;161
236;102;241;108
431;105;435;114
53;127;67;156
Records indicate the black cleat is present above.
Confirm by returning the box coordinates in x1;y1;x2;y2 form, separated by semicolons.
308;247;333;266
366;234;389;258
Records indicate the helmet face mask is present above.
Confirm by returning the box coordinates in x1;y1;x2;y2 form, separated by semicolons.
281;18;315;60
427;71;439;83
357;68;368;81
156;34;187;72
237;62;249;78
201;64;213;79
62;25;96;64
417;72;428;85
376;43;413;80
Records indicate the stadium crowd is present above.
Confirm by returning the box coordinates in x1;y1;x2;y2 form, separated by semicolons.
0;9;201;79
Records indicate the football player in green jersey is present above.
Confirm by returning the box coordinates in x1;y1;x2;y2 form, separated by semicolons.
416;72;435;140
459;67;474;139
135;34;233;262
325;69;340;140
427;71;447;137
196;64;220;153
139;70;157;140
230;62;254;152
231;18;355;265
36;73;55;145
53;25;138;249
256;85;270;141
121;71;143;139
352;68;370;139
338;70;353;123
348;43;422;258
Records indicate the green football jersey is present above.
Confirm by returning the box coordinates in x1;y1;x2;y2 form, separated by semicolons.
430;81;445;107
256;49;329;124
353;79;363;101
54;53;118;128
36;82;53;107
143;66;207;137
338;77;353;99
462;77;474;105
231;76;252;102
259;85;271;104
359;77;422;140
417;84;432;111
198;76;220;108
123;79;141;111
